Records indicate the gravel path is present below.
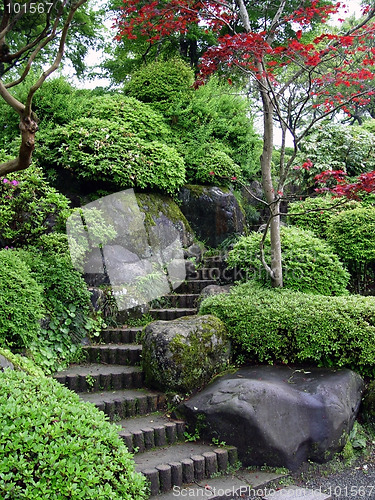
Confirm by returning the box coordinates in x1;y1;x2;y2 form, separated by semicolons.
278;445;375;499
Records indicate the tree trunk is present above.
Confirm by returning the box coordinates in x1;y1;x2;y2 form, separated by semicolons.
0;113;38;176
258;76;283;288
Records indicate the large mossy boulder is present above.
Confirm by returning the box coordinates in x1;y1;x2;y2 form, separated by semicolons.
178;185;245;247
177;365;364;471
141;315;231;393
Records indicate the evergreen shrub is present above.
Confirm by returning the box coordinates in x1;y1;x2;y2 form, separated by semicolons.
199;282;375;377
0;370;147;499
227;226;349;295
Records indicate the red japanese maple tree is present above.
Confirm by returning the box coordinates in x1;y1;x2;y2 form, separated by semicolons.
114;0;375;287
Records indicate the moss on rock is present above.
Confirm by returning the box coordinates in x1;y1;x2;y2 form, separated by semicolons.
141;315;231;394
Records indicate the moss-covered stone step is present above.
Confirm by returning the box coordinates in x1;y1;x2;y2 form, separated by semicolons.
53;364;144;392
135;442;238;496
175;280;217;294
79;388;165;420
83;343;142;365
99;326;142;344
149;308;197;321
118;413;186;453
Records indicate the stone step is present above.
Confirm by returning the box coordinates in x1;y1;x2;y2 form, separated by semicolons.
53;363;144;392
152;468;286;499
153;294;200;309
118;413;186;453
135;442;239;496
149;308;197;321
175;280;217;294
80;388;166;420
83;343;142;365
100;326;142;344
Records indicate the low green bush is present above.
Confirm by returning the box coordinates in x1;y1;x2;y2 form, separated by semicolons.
0;370;148;499
287;195;358;239
199;282;375;377
0;166;70;248
226;226;350;295
190;147;243;185
0;250;43;349
36;118;186;195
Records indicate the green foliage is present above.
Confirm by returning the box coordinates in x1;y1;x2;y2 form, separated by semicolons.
83;94;173;143
0;166;70;248
0;347;45;377
287;195;359;239
193;149;243;185
36;117;186;195
327;207;375;263
227;226;349;295
0;250;43;349
15;248;100;373
32;77;88;128
291;123;375;191
125;58;195;112
172;77;262;181
199;282;375;377
0;370;148;499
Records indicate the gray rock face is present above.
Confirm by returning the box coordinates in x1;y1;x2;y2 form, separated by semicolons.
177;365;364;470
142;315;231;393
0;354;14;371
179;185;245;248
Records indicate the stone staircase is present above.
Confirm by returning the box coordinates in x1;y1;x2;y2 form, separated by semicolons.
53;256;330;499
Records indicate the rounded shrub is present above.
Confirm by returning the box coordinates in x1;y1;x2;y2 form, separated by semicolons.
226;226;350;295
0;166;70;248
125;58;194;111
0;250;43;348
0;370;148;499
327;206;375;264
192;148;243;185
199;282;375;377
287;195;359;239
36;118;186;195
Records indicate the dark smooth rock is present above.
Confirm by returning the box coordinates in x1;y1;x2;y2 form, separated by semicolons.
177;365;364;471
142;315;231;393
178;185;245;248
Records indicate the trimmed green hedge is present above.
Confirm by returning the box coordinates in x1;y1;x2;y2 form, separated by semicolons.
226;226;350;295
0;370;147;499
199;282;375;377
